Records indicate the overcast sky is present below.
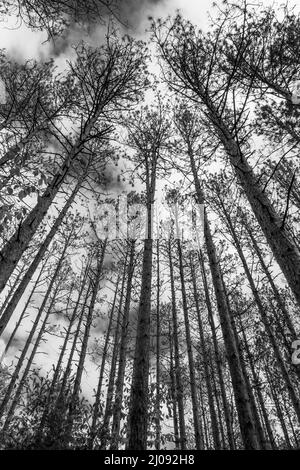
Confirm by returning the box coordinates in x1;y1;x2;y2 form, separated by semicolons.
0;0;221;63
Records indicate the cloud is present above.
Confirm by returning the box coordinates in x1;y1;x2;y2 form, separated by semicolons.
115;0;167;30
0;21;50;63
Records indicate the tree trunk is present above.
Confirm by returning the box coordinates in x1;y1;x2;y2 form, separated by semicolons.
204;96;300;308
238;315;277;449
88;271;121;450
199;250;235;449
1;256;48;362
0;115;97;294
155;238;161;450
0;235;70;420
35;281;77;442
243;219;297;339
127;197;155;450
190;255;220;449
0;181;81;336
221;201;300;424
110;242;135;450
169;326;180;450
167;239;187;450
99;260;127;450
265;364;292;449
188;145;260;448
1;273;63;433
176;239;202;449
64;240;107;446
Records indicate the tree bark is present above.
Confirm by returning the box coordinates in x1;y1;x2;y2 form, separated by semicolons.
110;242;135;450
64;240;107;446
190;255;220;449
167;239;187;450
0;181;81;336
177;239;202;449
88;271;121;450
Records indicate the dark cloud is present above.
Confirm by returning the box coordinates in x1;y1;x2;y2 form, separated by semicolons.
49;0;168;56
115;0;168;30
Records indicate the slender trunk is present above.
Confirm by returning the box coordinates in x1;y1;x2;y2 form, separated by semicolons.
169;327;180;450
198;93;300;307
238;315;277;449
168;240;187;450
0;115;97;294
88;272;121;450
228;297;268;450
65;240;107;446
47;282;91;448
221;202;300;424
127;189;155;450
265;364;292;449
35;282;77;441
1;274;63;432
110;243;135;450
155;238;161;450
199;251;235;449
0;266;25;317
99;261;127;450
0;236;69;420
282;399;299;448
177;240;202;449
244;221;297;339
0;182;81;336
1;257;48;362
190;255;220;449
198;378;209;449
209;354;226;449
189;144;260;449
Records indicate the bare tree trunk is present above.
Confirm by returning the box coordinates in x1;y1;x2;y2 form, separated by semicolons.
189;144;260;449
110;242;135;450
199;251;235;450
221;202;300;424
198;378;209;449
99;261;127;450
1;256;48;362
0;265;25;317
0;181;81;336
190;255;220;449
0;235;70;420
209;354;226;449
237;314;277;449
168;239;187;450
282;399;299;448
88;272;121;450
1;271;64;433
155;238;161;450
127;215;154;449
265;364;292;449
47;279;91;448
0;113;99;294
169;326;180;450
64;240;107;446
228;294;268;450
35;281;77;441
176;239;202;449
191;87;300;307
243;219;297;339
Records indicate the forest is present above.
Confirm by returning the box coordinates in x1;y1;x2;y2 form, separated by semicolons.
0;0;300;451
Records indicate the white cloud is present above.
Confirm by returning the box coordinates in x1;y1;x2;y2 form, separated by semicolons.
0;18;50;62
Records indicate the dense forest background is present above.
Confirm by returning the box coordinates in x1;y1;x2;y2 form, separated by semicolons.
1;0;300;451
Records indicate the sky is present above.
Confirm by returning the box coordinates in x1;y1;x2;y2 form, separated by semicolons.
0;0;214;63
